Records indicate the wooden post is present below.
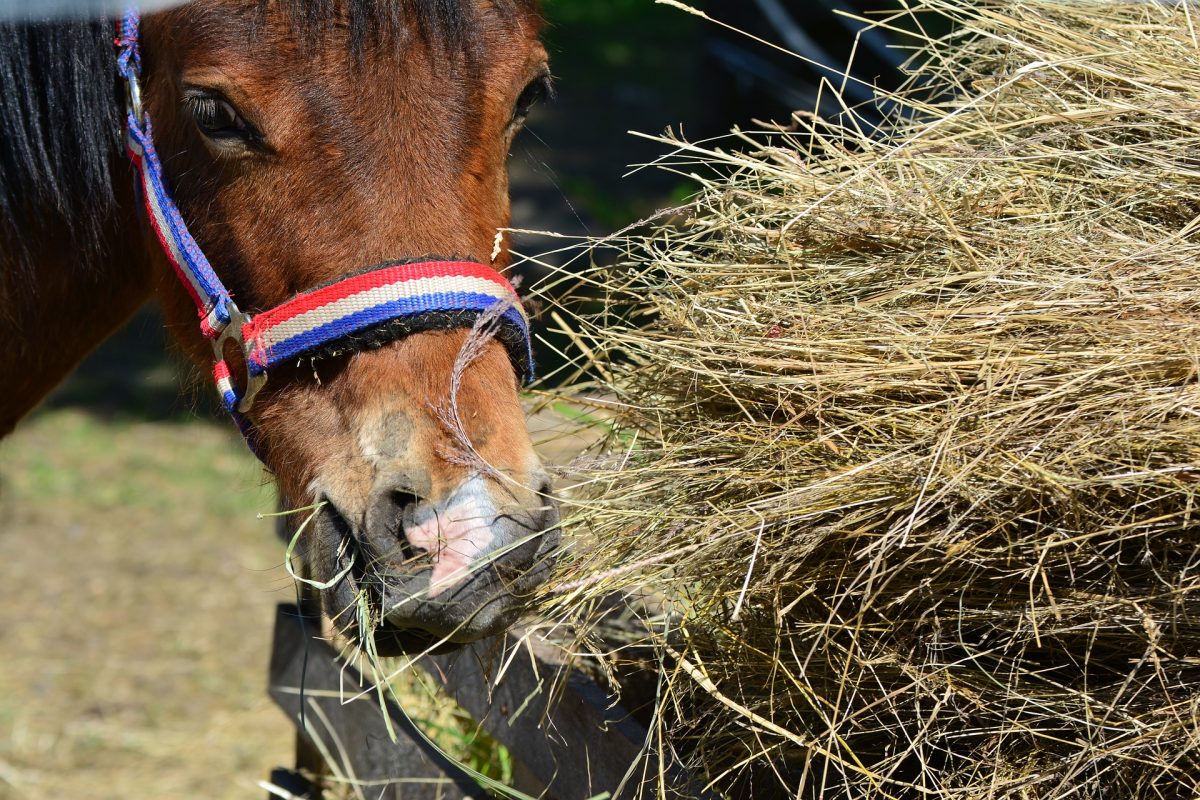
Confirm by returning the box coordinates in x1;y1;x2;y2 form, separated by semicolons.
267;604;486;800
266;606;713;799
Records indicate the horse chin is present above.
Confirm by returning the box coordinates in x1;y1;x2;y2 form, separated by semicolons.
325;568;524;658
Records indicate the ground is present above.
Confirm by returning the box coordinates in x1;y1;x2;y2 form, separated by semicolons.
0;408;288;799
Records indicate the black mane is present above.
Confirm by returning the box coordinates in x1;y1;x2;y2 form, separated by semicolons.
0;1;537;272
0;20;120;268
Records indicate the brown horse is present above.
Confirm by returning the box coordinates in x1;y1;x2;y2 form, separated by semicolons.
0;1;560;655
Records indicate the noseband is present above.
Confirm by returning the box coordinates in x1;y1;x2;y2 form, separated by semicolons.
114;10;534;457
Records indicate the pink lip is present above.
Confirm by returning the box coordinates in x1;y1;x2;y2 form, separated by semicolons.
404;494;496;598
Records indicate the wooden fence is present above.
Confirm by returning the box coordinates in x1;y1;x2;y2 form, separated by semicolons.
263;602;712;800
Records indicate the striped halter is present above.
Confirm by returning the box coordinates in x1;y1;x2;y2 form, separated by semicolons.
114;9;533;456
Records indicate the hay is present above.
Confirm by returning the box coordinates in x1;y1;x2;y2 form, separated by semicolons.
540;2;1200;797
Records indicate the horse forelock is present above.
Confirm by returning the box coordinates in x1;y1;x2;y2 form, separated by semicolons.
272;0;541;52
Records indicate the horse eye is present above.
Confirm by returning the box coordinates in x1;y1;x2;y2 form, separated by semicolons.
186;92;255;143
512;74;553;125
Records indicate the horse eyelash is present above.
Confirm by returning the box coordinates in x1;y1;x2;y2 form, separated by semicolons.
183;91;263;147
186;96;215;124
512;74;555;125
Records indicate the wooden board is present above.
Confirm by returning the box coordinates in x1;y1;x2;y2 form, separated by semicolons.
267;603;713;800
267;604;486;800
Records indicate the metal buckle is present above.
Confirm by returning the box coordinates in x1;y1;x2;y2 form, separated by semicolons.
125;73;144;124
213;303;268;414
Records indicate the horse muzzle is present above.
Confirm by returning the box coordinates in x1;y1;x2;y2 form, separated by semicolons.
315;473;561;654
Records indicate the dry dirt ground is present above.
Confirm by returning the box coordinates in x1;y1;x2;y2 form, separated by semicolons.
0;409;291;799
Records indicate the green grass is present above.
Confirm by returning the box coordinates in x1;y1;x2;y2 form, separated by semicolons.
3;410;269;518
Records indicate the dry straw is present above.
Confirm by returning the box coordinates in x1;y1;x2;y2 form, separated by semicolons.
538;1;1200;797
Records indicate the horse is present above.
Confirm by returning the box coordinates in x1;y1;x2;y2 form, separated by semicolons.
0;0;561;656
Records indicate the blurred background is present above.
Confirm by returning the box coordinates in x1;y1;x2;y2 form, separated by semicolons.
0;2;910;797
515;0;908;251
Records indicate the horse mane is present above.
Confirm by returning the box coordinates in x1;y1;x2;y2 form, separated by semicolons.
0;20;120;270
0;1;539;274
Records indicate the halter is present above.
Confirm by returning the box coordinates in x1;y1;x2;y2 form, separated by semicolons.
114;9;534;455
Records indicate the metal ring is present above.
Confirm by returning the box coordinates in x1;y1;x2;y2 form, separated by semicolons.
212;303;268;414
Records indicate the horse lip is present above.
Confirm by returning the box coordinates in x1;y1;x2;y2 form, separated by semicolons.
314;496;357;555
317;497;559;650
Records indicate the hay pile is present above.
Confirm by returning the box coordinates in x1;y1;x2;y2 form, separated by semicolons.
541;2;1200;797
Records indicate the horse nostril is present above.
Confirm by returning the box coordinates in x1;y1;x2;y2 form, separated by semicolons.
390;490;419;519
365;487;422;562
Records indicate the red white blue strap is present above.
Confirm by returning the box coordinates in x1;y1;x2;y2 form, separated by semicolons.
115;8;534;459
125;114;238;340
239;261;532;379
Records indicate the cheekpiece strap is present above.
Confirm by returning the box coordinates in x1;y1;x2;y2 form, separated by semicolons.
118;9;235;340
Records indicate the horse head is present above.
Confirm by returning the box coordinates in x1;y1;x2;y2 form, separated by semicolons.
131;1;558;654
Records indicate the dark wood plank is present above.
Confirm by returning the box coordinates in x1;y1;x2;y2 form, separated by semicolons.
268;604;486;800
423;635;714;800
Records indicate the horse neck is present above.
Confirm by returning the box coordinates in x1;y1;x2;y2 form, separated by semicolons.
0;191;151;436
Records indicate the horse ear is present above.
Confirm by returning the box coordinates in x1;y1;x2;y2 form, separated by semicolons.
0;0;184;21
